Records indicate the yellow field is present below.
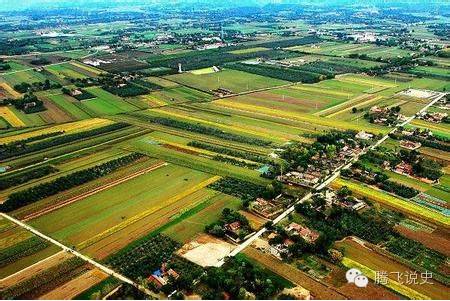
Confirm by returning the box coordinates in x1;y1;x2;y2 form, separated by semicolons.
0;82;22;98
69;61;103;75
0;106;25;127
341;257;429;300
323;96;384;118
0;118;114;144
228;47;269;54
190;67;217;75
331;178;449;226
77;175;221;250
291;84;351;97
337;75;397;88
214;99;388;135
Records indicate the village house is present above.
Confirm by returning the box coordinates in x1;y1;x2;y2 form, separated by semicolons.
148;263;179;288
394;161;414;176
399;140;421;150
251;197;284;219
355;131;373;140
285;222;320;244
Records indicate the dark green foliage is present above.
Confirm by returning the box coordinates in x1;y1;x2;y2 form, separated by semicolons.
205;208;251;239
132;79;163;91
0;165;58;190
14;79;61;93
146;48;295;72
228;62;322;83
0;236;50;267
0;61;11;71
213;154;260;169
106;283;148;300
201;256;288;299
106;234;180;280
131;114;271;146
207;176;266;203
62;87;96;101
12;93;46;113
413;157;443;181
256;35;321;48
1;153;144;212
188;141;273;164
0;123;129;160
103;82;149;97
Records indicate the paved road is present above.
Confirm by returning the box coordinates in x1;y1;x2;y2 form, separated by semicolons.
0;213;159;299
216;91;447;266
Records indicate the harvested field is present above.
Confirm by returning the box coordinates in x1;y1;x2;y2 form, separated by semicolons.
39;97;74;124
37;268;108;300
336;237;449;300
177;233;234;267
395;225;450;257
239;210;267;229
243;246;346;300
0;251;73;290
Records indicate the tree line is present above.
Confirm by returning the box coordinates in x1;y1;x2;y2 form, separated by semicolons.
1;153;144;212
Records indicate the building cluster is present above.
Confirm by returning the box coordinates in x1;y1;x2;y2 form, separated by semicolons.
250;194;296;219
313;189;366;212
148;263;180;288
399;140;421;150
367;106;406;126
417;111;448;124
279;144;364;188
211;87;234;97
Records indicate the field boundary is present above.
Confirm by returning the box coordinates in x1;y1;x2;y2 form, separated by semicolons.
21;161;168;221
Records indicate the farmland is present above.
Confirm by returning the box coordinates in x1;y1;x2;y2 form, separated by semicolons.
165;69;289;93
288;41;414;59
1;2;449;300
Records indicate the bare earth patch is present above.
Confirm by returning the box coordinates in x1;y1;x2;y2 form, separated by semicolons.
177;233;234;267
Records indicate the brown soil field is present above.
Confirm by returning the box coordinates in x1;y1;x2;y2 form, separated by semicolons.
395;225;450;257
419;147;450;165
338;282;400;300
37;268;108;300
163;143;201;155
40;97;74;124
0;251;73;290
239;210;267;230
243;247;346;300
336;237;449;300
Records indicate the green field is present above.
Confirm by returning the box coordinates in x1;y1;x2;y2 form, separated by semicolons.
48;94;92;119
165;69;289;93
332;178;448;227
163;190;242;242
79;87;139;115
409;66;450;80
288;41;413;59
29;162;215;256
1;69;47;86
